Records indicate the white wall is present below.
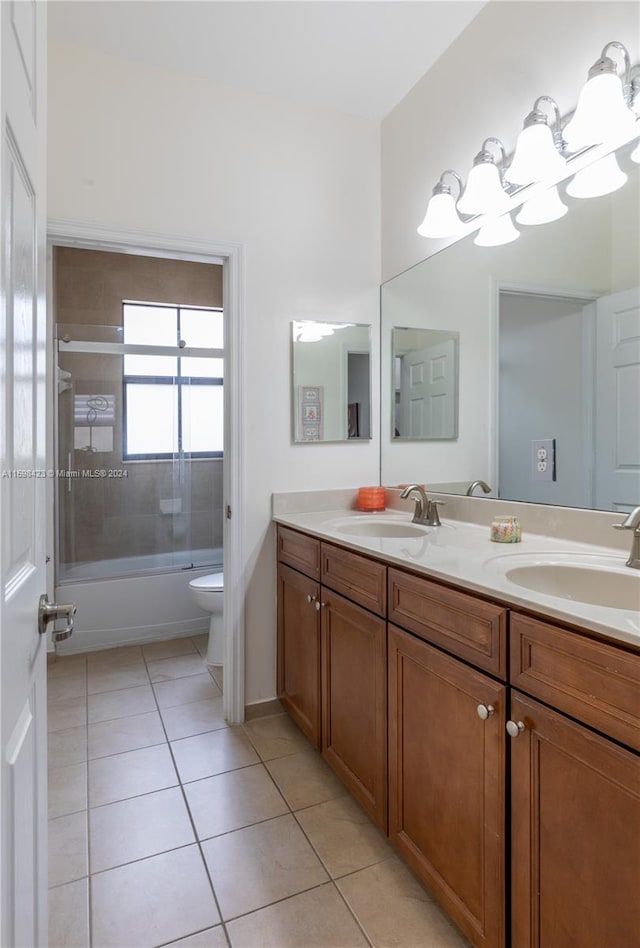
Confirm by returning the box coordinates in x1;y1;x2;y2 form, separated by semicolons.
47;42;381;705
499;293;590;507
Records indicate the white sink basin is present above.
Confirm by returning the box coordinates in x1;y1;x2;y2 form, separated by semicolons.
336;519;429;539
505;563;640;611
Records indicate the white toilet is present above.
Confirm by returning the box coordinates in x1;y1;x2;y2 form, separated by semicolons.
188;572;224;666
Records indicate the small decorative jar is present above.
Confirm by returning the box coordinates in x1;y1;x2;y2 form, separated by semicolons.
357;486;386;511
490;515;522;543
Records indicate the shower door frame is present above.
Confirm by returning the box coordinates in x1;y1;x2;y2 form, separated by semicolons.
46;220;246;724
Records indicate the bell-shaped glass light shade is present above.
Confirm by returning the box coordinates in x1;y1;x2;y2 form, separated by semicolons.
516;186;568;226
417;191;463;239
566;152;628;198
631;141;640;163
505;124;567;185
457;162;509;216
564;72;637;150
474;214;520;247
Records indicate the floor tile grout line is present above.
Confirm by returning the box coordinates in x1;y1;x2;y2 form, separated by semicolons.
142;641;231;946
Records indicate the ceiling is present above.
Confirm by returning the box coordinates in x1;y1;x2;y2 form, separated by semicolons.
47;1;486;121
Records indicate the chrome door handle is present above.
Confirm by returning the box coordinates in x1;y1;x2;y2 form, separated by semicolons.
38;594;76;642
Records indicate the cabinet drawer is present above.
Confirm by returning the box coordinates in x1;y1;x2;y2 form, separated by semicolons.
510;613;640;751
388;568;507;678
321;543;386;617
277;526;320;579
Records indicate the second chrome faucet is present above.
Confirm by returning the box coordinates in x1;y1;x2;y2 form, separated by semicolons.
400;484;444;527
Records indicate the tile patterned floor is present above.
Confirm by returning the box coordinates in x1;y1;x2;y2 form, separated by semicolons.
48;635;469;948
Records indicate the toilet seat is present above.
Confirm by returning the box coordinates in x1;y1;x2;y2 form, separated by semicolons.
189;572;224;592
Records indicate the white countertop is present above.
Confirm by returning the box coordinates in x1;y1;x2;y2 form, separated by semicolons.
273;507;640;649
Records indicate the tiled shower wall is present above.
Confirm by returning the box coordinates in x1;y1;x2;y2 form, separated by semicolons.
54;248;224;567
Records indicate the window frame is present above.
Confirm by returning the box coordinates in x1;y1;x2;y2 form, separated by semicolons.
122;302;224;461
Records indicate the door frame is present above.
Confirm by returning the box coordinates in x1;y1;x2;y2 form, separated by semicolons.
46;219;246;723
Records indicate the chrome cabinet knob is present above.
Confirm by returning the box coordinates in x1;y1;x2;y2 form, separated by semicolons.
506;720;526;738
315;600;322;611
306;594;317;605
476;704;495;720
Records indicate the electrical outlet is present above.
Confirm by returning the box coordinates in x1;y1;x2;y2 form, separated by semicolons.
532;439;556;481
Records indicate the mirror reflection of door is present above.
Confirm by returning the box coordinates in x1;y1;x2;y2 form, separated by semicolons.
392;328;459;440
347;351;370;438
398;340;456;439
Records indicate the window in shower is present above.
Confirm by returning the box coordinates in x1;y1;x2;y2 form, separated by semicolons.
123;302;224;460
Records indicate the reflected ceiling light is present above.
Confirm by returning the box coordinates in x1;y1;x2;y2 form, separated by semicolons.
417;170;464;239
566;151;628;198
516;186;568;225
474;214;519;247
457;139;510;216
564;42;638;150
505;97;567;185
293;321;335;343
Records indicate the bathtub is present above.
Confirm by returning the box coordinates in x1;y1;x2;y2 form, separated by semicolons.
54;548;222;654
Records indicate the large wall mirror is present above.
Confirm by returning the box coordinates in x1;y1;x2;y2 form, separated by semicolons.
292;320;372;442
381;138;639;511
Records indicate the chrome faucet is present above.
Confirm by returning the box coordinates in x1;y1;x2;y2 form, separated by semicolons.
466;480;492;497
400;484;444;527
613;507;640;569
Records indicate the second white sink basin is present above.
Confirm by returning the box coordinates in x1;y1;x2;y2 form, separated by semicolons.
336;519;429;539
505;563;640;611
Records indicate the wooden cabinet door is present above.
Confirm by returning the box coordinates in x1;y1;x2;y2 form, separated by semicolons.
388;624;506;948
277;563;321;747
321;589;387;829
510;692;640;948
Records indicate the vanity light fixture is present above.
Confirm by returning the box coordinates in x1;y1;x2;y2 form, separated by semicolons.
505;97;567;185
417;170;464;239
566;151;628;198
516;185;567;226
473;213;519;247
456;138;510;216
564;42;638;150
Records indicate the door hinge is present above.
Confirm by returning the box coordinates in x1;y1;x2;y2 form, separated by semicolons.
225;504;232;520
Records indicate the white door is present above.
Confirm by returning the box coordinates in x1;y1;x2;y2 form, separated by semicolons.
594;287;640;512
400;340;457;438
1;2;48;945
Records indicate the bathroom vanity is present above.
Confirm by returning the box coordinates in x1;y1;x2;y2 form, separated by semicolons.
274;502;640;948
